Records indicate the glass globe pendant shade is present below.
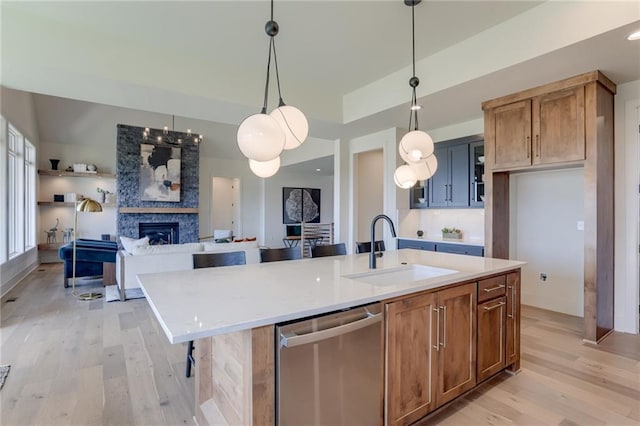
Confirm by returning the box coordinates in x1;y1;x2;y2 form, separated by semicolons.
270;105;309;150
394;164;418;189
249;156;280;178
409;153;438;180
237;113;285;162
399;130;434;164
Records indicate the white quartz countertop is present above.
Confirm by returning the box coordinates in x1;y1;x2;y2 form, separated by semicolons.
398;236;485;246
138;249;524;344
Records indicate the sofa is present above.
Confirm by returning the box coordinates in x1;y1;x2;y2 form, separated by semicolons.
116;240;261;301
58;239;118;288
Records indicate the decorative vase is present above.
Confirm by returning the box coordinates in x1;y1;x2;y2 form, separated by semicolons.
49;159;60;170
417;230;424;238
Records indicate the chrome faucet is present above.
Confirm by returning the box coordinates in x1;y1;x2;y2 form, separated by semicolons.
370;214;397;269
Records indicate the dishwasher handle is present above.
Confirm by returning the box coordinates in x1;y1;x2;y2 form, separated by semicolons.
280;312;382;348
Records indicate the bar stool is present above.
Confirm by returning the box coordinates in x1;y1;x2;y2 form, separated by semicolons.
310;243;347;258
355;240;386;254
186;250;247;377
260;247;302;263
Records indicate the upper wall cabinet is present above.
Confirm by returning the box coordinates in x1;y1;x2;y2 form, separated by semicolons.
410;134;483;209
489;86;585;170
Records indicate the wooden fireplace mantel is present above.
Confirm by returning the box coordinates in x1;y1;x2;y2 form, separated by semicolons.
119;207;198;214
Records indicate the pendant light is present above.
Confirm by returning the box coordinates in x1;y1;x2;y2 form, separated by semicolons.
394;0;438;188
237;0;309;176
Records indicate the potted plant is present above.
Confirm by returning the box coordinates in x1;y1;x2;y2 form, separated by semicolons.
441;227;462;240
97;187;112;203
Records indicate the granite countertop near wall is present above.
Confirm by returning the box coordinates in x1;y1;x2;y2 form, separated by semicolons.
398;235;485;247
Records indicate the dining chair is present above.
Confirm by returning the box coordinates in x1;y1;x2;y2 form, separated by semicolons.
186;250;247;378
355;240;386;254
260;247;302;263
310;243;347;258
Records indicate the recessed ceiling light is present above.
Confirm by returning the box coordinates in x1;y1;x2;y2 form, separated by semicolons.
316;168;321;172
628;30;640;41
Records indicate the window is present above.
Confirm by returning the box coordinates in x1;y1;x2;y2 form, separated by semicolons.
25;141;36;249
2;119;36;262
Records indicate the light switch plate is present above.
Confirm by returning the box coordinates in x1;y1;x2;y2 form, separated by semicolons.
577;221;584;231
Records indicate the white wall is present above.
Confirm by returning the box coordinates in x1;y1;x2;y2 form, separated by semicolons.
355;149;383;242
510;168;585;317
263;171;334;249
0;87;41;296
614;79;640;333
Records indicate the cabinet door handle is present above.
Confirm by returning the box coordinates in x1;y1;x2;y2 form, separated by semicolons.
432;307;440;351
444;184;448;201
448;184;452;202
483;301;506;311
526;136;530;158
439;305;447;348
483;284;505;292
508;284;515;318
535;134;540;157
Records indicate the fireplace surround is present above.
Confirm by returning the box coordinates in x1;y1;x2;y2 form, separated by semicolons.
116;124;199;245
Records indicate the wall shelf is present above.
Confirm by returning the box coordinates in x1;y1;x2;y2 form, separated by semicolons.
38;201;116;207
38;169;116;179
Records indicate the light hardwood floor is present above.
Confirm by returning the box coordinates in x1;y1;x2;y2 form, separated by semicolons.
1;264;639;425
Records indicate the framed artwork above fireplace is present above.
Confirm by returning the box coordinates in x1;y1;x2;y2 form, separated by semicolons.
140;144;181;202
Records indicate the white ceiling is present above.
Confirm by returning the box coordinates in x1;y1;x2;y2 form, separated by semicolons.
2;1;639;169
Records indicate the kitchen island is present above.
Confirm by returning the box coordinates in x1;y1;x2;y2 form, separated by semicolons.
138;249;524;426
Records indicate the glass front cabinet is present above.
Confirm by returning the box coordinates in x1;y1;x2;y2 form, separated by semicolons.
469;141;485;207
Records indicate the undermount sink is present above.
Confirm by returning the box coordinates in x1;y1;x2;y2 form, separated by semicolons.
343;264;458;286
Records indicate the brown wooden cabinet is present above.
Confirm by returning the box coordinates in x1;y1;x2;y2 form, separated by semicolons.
477;296;507;382
506;271;521;368
385;282;476;425
490;86;585;170
493;100;532;169
385;292;437;426
483;71;615;343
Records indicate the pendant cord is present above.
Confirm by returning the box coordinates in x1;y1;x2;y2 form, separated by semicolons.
261;38;273;113
271;0;274;21
273;40;284;105
411;3;416;79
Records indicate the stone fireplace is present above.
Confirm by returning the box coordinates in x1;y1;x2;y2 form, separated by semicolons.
139;222;179;245
116;124;199;245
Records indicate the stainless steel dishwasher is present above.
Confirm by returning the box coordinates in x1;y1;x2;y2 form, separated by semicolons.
276;303;382;426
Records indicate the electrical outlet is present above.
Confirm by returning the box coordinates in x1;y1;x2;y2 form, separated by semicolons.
539;273;548;282
577;221;584;231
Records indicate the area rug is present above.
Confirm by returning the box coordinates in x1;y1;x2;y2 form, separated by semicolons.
0;365;10;390
105;286;146;302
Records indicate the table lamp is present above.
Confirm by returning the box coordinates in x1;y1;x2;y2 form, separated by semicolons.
72;197;103;300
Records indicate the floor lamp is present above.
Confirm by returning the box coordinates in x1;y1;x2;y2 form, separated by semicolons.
72;197;103;300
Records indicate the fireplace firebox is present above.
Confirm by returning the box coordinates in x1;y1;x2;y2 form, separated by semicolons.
139;222;179;245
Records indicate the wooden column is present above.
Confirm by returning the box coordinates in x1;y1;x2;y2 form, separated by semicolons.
583;80;615;343
195;325;275;426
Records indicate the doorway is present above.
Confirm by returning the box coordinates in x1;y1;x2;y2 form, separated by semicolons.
355;149;384;244
211;177;241;239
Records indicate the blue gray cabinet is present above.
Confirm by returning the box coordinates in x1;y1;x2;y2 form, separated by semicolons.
469;140;485;208
435;242;484;257
397;239;436;251
410;135;483;209
398;239;483;257
428;144;468;207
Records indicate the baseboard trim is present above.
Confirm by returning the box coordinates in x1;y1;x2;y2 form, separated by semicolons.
1;260;40;298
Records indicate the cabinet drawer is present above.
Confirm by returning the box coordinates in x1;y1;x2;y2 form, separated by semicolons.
435;243;484;257
397;239;435;251
478;275;506;302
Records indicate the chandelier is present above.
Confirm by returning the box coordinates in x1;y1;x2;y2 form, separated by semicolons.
142;116;203;145
236;0;309;178
394;0;438;189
